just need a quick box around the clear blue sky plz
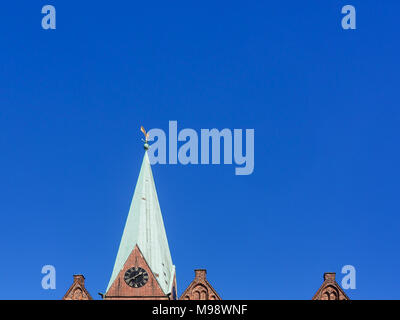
[0,1,399,299]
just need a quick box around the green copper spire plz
[106,149,175,295]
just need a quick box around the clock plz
[124,267,149,288]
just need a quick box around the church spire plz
[105,132,176,299]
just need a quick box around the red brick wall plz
[104,245,169,300]
[180,269,221,300]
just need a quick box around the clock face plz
[124,267,149,288]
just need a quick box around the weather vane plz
[140,126,150,150]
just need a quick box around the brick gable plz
[62,275,93,300]
[180,269,221,300]
[105,244,176,300]
[312,272,350,300]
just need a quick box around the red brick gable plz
[312,272,350,300]
[180,269,221,300]
[62,275,93,300]
[104,244,176,300]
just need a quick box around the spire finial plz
[140,126,150,150]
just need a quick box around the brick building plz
[63,145,349,301]
[312,272,350,300]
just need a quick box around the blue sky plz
[0,1,399,299]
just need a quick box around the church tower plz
[104,143,177,300]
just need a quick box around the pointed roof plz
[63,275,93,300]
[180,269,221,300]
[312,272,350,300]
[106,151,175,295]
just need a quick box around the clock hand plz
[127,272,143,282]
